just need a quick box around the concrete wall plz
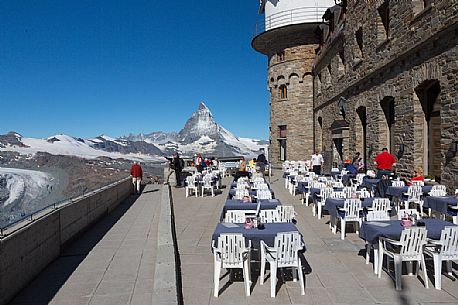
[0,177,132,305]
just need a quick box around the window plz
[377,0,390,44]
[279,85,287,99]
[279,125,287,138]
[355,27,363,58]
[277,51,285,61]
[412,0,433,16]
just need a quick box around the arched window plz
[279,85,287,99]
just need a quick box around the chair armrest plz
[380,236,403,246]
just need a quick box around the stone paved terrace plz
[7,185,161,305]
[6,172,458,305]
[175,171,458,305]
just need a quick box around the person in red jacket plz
[374,148,396,178]
[130,161,143,194]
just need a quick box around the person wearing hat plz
[130,161,143,194]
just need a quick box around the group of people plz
[238,150,268,173]
[194,153,218,173]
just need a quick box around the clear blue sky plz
[0,1,269,140]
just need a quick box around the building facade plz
[312,0,457,190]
[252,0,335,167]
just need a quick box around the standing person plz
[164,156,175,185]
[310,150,324,175]
[195,153,203,173]
[130,161,143,194]
[374,147,396,178]
[256,149,267,173]
[172,153,184,187]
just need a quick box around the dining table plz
[220,199,281,221]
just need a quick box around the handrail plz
[0,176,131,237]
[253,6,329,37]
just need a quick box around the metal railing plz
[0,176,130,237]
[253,6,329,37]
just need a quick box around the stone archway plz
[379,96,395,153]
[413,79,441,177]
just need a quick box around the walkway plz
[8,185,161,305]
[173,171,458,305]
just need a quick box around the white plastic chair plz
[276,205,295,222]
[202,175,215,197]
[358,189,372,199]
[397,208,421,220]
[366,210,390,221]
[343,186,357,199]
[213,234,251,297]
[224,210,247,223]
[257,189,272,200]
[314,187,333,219]
[392,180,405,187]
[412,180,425,186]
[404,185,424,214]
[235,189,250,200]
[260,232,305,297]
[424,226,458,290]
[371,198,391,215]
[337,199,362,240]
[330,191,346,199]
[185,175,199,197]
[378,227,429,290]
[259,209,278,223]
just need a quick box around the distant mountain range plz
[0,102,267,161]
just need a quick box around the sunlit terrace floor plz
[175,170,458,305]
[7,172,458,305]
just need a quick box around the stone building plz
[252,0,335,167]
[312,0,458,190]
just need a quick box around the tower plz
[252,0,334,167]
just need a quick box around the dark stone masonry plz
[253,0,457,191]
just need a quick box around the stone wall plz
[0,177,132,305]
[268,44,316,167]
[312,0,458,190]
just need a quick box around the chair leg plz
[260,258,266,285]
[378,245,384,278]
[446,260,452,276]
[394,255,402,290]
[433,254,442,289]
[214,261,221,297]
[421,255,429,289]
[202,187,204,197]
[312,203,316,216]
[318,204,322,219]
[341,219,346,240]
[298,260,305,295]
[366,243,370,264]
[292,267,298,282]
[243,260,251,296]
[305,193,310,206]
[270,263,277,298]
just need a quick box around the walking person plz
[310,150,324,175]
[130,161,143,194]
[173,153,184,187]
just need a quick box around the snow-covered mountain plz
[124,102,267,157]
[0,102,266,160]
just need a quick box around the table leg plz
[407,261,413,276]
[373,245,379,275]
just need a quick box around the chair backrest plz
[253,182,269,190]
[372,198,390,212]
[235,189,250,200]
[407,185,423,200]
[358,189,372,199]
[412,180,425,186]
[318,176,328,183]
[333,181,344,188]
[274,232,302,267]
[276,205,295,222]
[356,173,365,185]
[343,186,357,198]
[391,180,405,187]
[366,210,390,221]
[236,182,249,190]
[259,209,278,223]
[344,199,362,220]
[217,233,247,268]
[331,191,346,199]
[186,175,195,186]
[397,208,420,220]
[429,189,447,197]
[203,175,213,187]
[431,184,446,192]
[224,210,246,223]
[399,227,427,257]
[439,226,458,258]
[257,189,272,200]
[320,187,334,202]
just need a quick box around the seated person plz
[405,169,424,186]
